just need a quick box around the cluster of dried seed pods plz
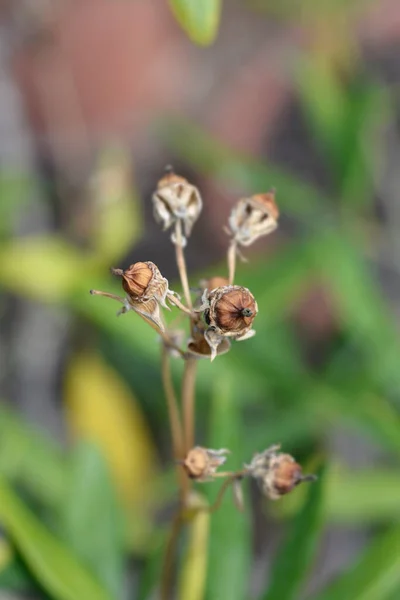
[90,168,316,511]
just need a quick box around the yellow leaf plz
[178,492,209,600]
[64,353,158,547]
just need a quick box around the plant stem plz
[160,510,184,600]
[161,347,184,459]
[168,293,194,317]
[227,241,237,285]
[182,357,198,452]
[174,220,192,310]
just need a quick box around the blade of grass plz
[261,464,325,600]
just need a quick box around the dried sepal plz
[152,170,202,244]
[246,445,316,500]
[187,317,231,361]
[183,446,230,482]
[232,477,245,512]
[228,190,279,247]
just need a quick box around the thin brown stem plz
[89,289,125,303]
[182,357,198,452]
[161,347,184,459]
[160,510,184,600]
[168,293,194,317]
[227,240,237,285]
[209,471,247,513]
[174,220,192,310]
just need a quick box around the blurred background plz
[1,0,400,599]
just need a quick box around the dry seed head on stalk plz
[228,190,279,247]
[246,445,316,500]
[205,285,258,337]
[199,275,229,292]
[152,170,202,245]
[111,261,169,307]
[182,446,230,482]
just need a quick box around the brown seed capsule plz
[152,170,202,242]
[112,261,169,307]
[246,445,316,501]
[228,189,279,247]
[183,446,230,482]
[207,285,258,337]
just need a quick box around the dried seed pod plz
[183,446,230,482]
[206,285,258,337]
[228,190,279,247]
[246,445,316,500]
[152,170,202,243]
[112,261,169,307]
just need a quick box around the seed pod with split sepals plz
[246,445,316,500]
[182,446,230,482]
[228,189,279,247]
[205,285,258,338]
[152,170,202,245]
[111,261,169,307]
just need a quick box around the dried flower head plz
[111,261,169,307]
[183,446,230,482]
[152,170,202,244]
[228,190,279,247]
[246,445,316,500]
[205,285,258,337]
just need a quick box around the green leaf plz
[169,0,222,45]
[0,475,112,600]
[90,146,143,264]
[0,406,67,509]
[60,442,125,598]
[312,526,400,600]
[205,379,251,600]
[262,464,325,600]
[277,465,400,525]
[0,236,91,302]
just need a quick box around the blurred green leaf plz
[262,465,325,600]
[169,0,222,45]
[0,475,112,600]
[312,233,400,391]
[312,526,400,600]
[60,441,125,598]
[277,465,400,525]
[0,236,93,301]
[90,146,143,264]
[205,379,251,600]
[0,172,32,238]
[0,406,67,509]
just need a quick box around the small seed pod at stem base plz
[181,446,230,482]
[246,445,317,500]
[187,315,231,361]
[152,171,202,245]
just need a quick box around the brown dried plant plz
[90,170,315,599]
